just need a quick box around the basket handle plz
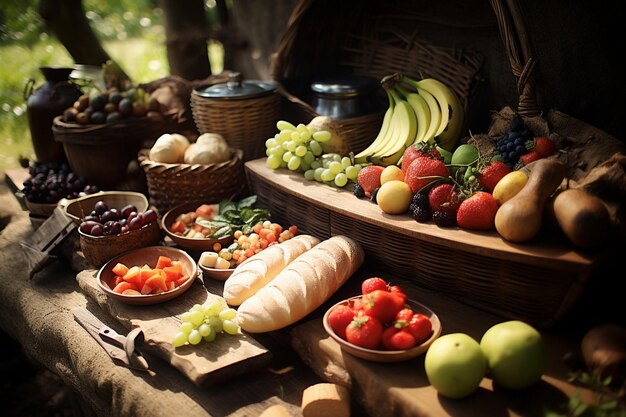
[490,0,540,117]
[270,0,314,81]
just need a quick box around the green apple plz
[480,320,545,390]
[424,333,487,399]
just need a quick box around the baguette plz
[237,235,364,333]
[223,234,321,306]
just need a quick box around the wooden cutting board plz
[76,269,272,386]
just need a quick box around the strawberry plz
[389,285,407,305]
[456,191,498,230]
[395,307,415,325]
[400,143,442,174]
[407,313,433,345]
[404,157,449,194]
[357,165,385,194]
[327,304,356,340]
[428,183,460,213]
[345,315,383,349]
[519,150,541,165]
[362,289,406,323]
[478,161,511,192]
[382,326,416,350]
[361,277,388,295]
[533,137,558,157]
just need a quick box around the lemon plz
[492,171,529,205]
[377,180,413,214]
[380,165,404,185]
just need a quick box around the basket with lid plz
[191,72,280,162]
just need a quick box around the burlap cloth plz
[0,180,309,417]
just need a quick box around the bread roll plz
[223,235,321,306]
[237,235,364,333]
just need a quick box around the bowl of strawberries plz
[323,278,442,362]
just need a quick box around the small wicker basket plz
[53,116,159,189]
[138,148,246,215]
[190,72,281,162]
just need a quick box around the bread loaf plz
[223,235,321,306]
[301,383,351,417]
[237,235,364,333]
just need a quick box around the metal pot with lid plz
[190,72,281,161]
[309,75,386,120]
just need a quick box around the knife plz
[72,307,150,372]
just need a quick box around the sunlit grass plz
[0,37,223,172]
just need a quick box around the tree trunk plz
[159,0,211,81]
[38,0,111,66]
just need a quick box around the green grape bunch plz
[265,120,364,188]
[171,299,240,347]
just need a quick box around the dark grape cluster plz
[493,114,533,169]
[79,200,157,237]
[22,161,99,203]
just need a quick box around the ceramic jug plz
[25,66,82,163]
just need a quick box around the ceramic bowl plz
[62,191,149,225]
[161,201,234,252]
[323,296,442,362]
[97,246,198,305]
[198,263,235,281]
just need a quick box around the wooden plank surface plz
[76,268,273,387]
[290,270,596,417]
[244,158,602,271]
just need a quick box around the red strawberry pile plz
[352,114,560,232]
[327,278,433,351]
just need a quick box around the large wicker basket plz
[245,0,621,328]
[271,0,488,153]
[138,148,246,215]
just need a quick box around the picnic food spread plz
[6,2,626,416]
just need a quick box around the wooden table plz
[0,169,612,417]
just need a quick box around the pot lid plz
[193,72,277,99]
[311,75,380,98]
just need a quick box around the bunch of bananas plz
[355,74,464,166]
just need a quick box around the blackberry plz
[432,210,457,227]
[353,184,365,199]
[411,192,429,209]
[412,206,431,223]
[370,187,380,204]
[509,113,525,131]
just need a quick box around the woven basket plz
[271,0,486,152]
[53,115,162,189]
[243,0,615,328]
[138,148,246,215]
[190,84,281,162]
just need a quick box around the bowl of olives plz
[77,197,162,268]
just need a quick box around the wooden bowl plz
[323,296,442,362]
[97,246,198,305]
[161,201,234,252]
[198,263,235,281]
[79,220,163,268]
[62,191,149,225]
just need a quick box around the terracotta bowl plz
[323,296,442,362]
[62,191,149,225]
[79,220,162,268]
[161,201,234,252]
[97,246,198,305]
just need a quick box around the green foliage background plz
[0,0,222,171]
